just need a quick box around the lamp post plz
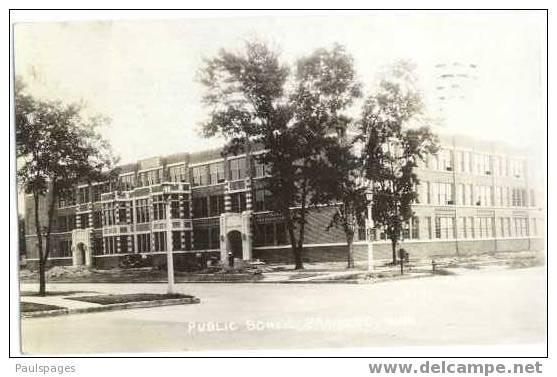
[164,188,175,294]
[365,188,374,272]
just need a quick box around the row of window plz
[102,231,192,254]
[418,182,535,207]
[427,149,525,178]
[421,216,537,240]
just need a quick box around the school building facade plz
[23,132,545,269]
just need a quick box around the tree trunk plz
[391,239,397,265]
[38,258,46,295]
[285,215,304,270]
[346,233,355,269]
[33,193,46,296]
[293,245,304,270]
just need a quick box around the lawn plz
[20,302,66,313]
[65,293,193,305]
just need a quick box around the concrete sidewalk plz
[20,290,201,318]
[21,292,103,310]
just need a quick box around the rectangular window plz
[209,162,225,184]
[153,232,167,251]
[439,149,454,171]
[456,184,464,205]
[193,197,208,218]
[230,192,246,213]
[229,158,246,181]
[477,217,494,238]
[411,217,419,239]
[435,182,454,205]
[119,174,136,190]
[168,164,186,183]
[501,157,508,176]
[435,217,454,239]
[514,217,528,237]
[209,227,220,249]
[255,189,272,211]
[457,217,466,238]
[209,195,224,217]
[191,166,209,187]
[276,223,288,245]
[137,233,151,253]
[152,195,166,221]
[135,199,150,223]
[194,228,209,250]
[120,236,129,254]
[254,158,267,177]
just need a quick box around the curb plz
[21,297,200,319]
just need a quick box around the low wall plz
[253,237,544,264]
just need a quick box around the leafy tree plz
[318,141,367,268]
[199,42,360,269]
[15,77,115,295]
[359,61,438,265]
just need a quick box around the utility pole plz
[165,192,175,294]
[366,187,374,272]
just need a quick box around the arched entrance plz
[227,231,243,259]
[76,243,86,265]
[72,228,92,267]
[219,211,253,263]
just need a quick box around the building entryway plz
[72,228,92,267]
[76,243,86,265]
[219,211,253,263]
[228,230,243,259]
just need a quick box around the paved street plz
[19,267,546,354]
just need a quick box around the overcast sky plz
[14,12,546,164]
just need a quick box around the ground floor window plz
[254,222,288,246]
[104,236,118,254]
[435,216,455,239]
[137,233,151,253]
[477,217,493,238]
[514,217,528,237]
[153,232,167,251]
[500,217,511,237]
[54,239,72,258]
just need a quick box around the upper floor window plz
[475,153,491,175]
[510,159,524,178]
[254,158,268,178]
[191,166,209,187]
[229,158,246,181]
[78,187,90,204]
[456,150,472,173]
[168,164,187,183]
[255,189,272,211]
[438,149,453,171]
[135,199,150,223]
[119,174,136,190]
[209,162,225,184]
[58,189,76,208]
[432,182,454,205]
[138,169,163,187]
[474,185,492,206]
